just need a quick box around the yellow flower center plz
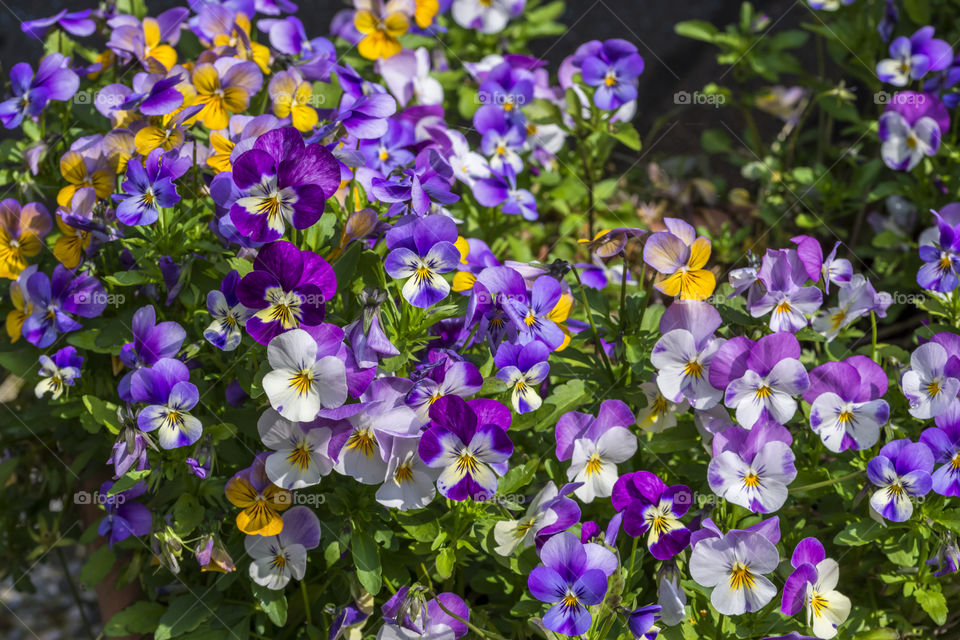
[729,563,756,591]
[684,360,703,378]
[743,472,760,487]
[456,450,480,475]
[346,428,377,457]
[584,452,603,476]
[928,380,942,397]
[288,369,314,397]
[755,385,772,399]
[287,443,312,471]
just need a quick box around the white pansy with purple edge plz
[748,248,823,333]
[811,274,883,341]
[900,341,960,419]
[262,328,348,422]
[867,439,934,522]
[920,405,960,497]
[384,215,461,308]
[804,356,889,453]
[689,528,779,615]
[245,506,321,590]
[375,433,437,511]
[332,399,421,485]
[651,300,726,410]
[494,340,550,414]
[452,0,522,35]
[710,332,809,429]
[708,423,797,514]
[782,538,851,639]
[493,482,580,556]
[257,409,334,490]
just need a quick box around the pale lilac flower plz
[867,439,934,522]
[708,423,797,513]
[804,356,889,452]
[900,341,960,419]
[651,300,726,410]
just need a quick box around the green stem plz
[870,311,878,363]
[301,580,313,626]
[790,469,862,494]
[617,255,629,336]
[570,265,615,380]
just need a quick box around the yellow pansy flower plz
[224,475,291,536]
[57,151,114,208]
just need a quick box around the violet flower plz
[749,248,823,332]
[203,270,252,351]
[527,531,617,636]
[918,210,960,292]
[580,39,644,110]
[708,423,797,514]
[710,332,809,429]
[418,395,513,501]
[876,27,953,87]
[22,10,95,39]
[0,54,79,129]
[867,439,934,522]
[35,346,82,400]
[651,300,726,410]
[900,341,960,419]
[878,91,948,171]
[803,356,889,452]
[612,470,692,560]
[114,147,189,226]
[230,127,340,242]
[493,481,580,555]
[384,215,461,308]
[97,480,152,548]
[22,264,107,348]
[118,305,186,401]
[781,538,851,639]
[236,240,337,344]
[130,358,203,449]
[920,409,960,497]
[494,340,550,414]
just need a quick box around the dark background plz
[0,0,800,155]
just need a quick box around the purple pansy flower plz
[114,148,189,226]
[504,275,565,350]
[312,90,397,140]
[920,406,960,497]
[130,358,203,449]
[371,167,460,217]
[710,332,809,429]
[97,480,152,548]
[612,471,692,560]
[22,264,107,348]
[803,356,889,452]
[0,54,79,129]
[580,39,644,110]
[472,166,538,220]
[384,215,461,308]
[405,355,483,418]
[345,289,400,368]
[229,127,340,242]
[22,10,95,39]
[493,482,581,555]
[918,210,960,293]
[689,523,779,615]
[118,305,186,401]
[380,587,470,639]
[527,531,617,636]
[107,430,149,479]
[748,248,823,332]
[418,395,513,501]
[900,341,960,419]
[35,345,83,400]
[236,240,336,344]
[627,605,662,640]
[781,538,851,639]
[876,27,953,86]
[494,340,550,414]
[359,118,414,174]
[204,270,253,351]
[878,91,948,171]
[867,439,934,522]
[651,300,726,409]
[708,423,797,514]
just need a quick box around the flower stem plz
[301,580,312,626]
[570,265,615,380]
[870,311,878,362]
[790,469,862,494]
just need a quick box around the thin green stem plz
[570,265,615,380]
[790,469,862,494]
[301,580,313,626]
[870,311,878,362]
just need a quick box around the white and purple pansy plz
[203,270,252,351]
[920,406,960,497]
[877,91,949,171]
[375,433,438,511]
[503,274,566,350]
[384,214,461,308]
[900,340,960,419]
[494,340,550,414]
[493,481,580,556]
[262,327,348,422]
[781,538,851,639]
[651,300,726,410]
[229,126,340,242]
[418,396,513,501]
[257,409,334,490]
[747,248,823,333]
[612,470,692,560]
[405,356,483,419]
[245,506,321,590]
[804,356,890,452]
[867,439,934,522]
[710,332,810,429]
[708,423,797,514]
[130,357,202,449]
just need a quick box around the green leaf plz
[913,585,947,625]
[226,257,254,277]
[107,469,151,495]
[104,270,151,286]
[436,547,456,579]
[608,122,641,151]
[156,593,219,640]
[853,630,899,640]
[833,520,885,546]
[105,601,165,637]
[80,545,115,587]
[251,583,287,626]
[351,531,382,595]
[173,494,204,536]
[902,0,931,25]
[674,20,719,43]
[498,457,540,495]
